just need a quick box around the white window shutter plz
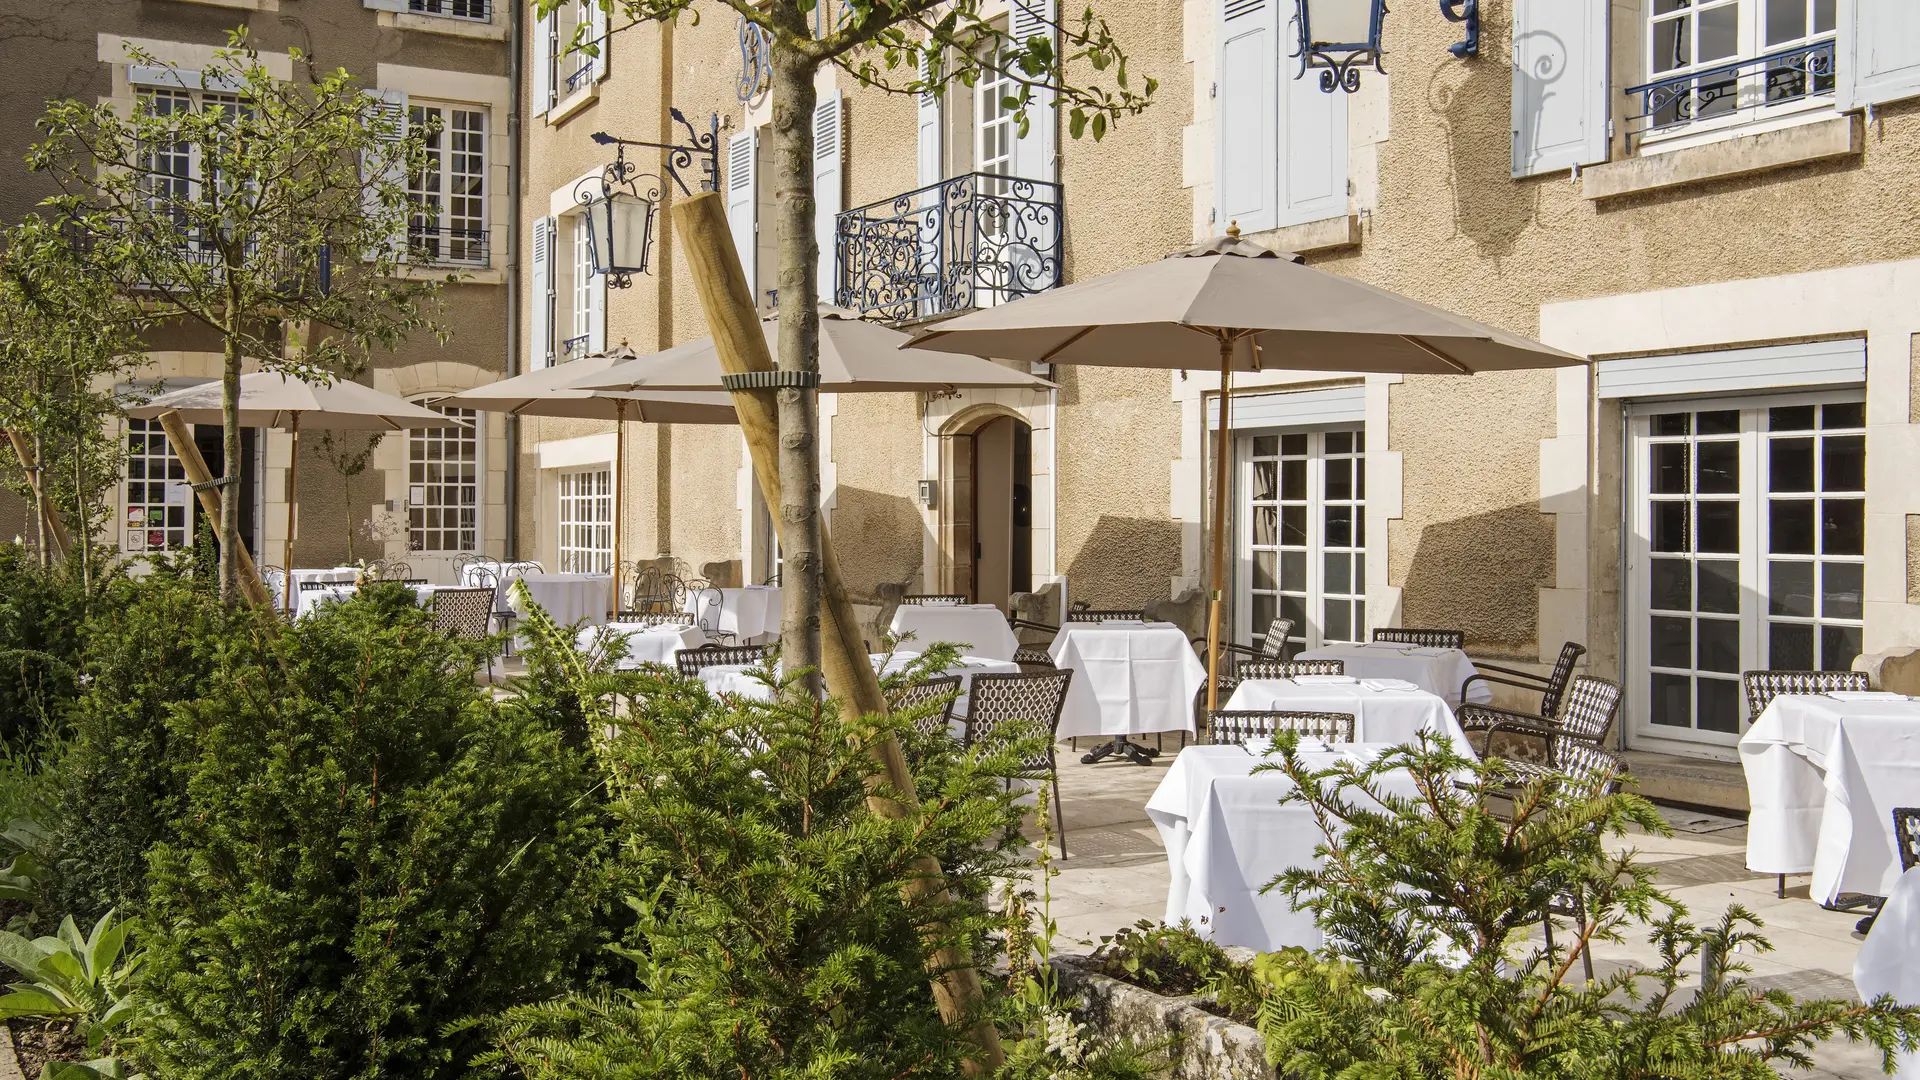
[1839,0,1920,110]
[726,130,759,307]
[1214,0,1278,233]
[361,89,409,262]
[1510,0,1609,177]
[917,51,942,189]
[590,1,611,82]
[530,216,555,369]
[1278,65,1347,226]
[813,90,844,307]
[1010,0,1058,185]
[587,268,607,353]
[533,12,557,115]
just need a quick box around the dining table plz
[1295,642,1491,707]
[1742,691,1920,905]
[1048,621,1208,744]
[295,582,437,619]
[888,603,1021,661]
[1856,864,1920,1079]
[504,573,611,628]
[580,621,708,668]
[684,585,783,642]
[1223,675,1476,755]
[698,652,1021,738]
[1146,743,1426,950]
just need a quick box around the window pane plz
[1324,599,1351,642]
[1698,559,1739,614]
[1822,435,1864,492]
[1697,501,1738,553]
[1814,0,1835,32]
[1770,500,1815,554]
[1281,592,1307,630]
[1651,412,1690,437]
[1354,553,1365,593]
[1697,410,1739,435]
[1821,499,1863,556]
[1253,550,1276,590]
[1253,507,1276,545]
[1251,593,1276,636]
[1822,561,1862,620]
[1281,458,1306,500]
[1653,18,1687,72]
[1698,677,1741,733]
[1281,433,1307,456]
[1252,435,1277,457]
[1253,461,1277,500]
[1281,550,1306,589]
[1652,443,1690,494]
[1822,401,1864,429]
[1770,404,1817,431]
[1652,502,1690,553]
[1324,505,1352,547]
[1325,552,1350,594]
[1769,560,1815,617]
[1325,431,1352,454]
[1697,617,1739,673]
[1820,624,1862,671]
[1770,438,1815,492]
[1696,441,1738,493]
[1650,558,1691,610]
[1766,0,1805,45]
[1652,672,1692,726]
[1650,615,1692,669]
[1325,458,1352,500]
[1770,622,1814,670]
[1281,506,1307,545]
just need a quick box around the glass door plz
[1236,427,1366,657]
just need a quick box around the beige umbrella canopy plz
[571,306,1054,394]
[898,227,1587,757]
[126,372,468,610]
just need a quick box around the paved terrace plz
[1045,744,1891,1080]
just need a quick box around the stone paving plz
[1041,741,1896,1079]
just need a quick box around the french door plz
[1627,390,1865,749]
[1235,428,1367,658]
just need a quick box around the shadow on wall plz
[1429,2,1538,261]
[1398,500,1554,656]
[829,485,928,603]
[1064,513,1182,612]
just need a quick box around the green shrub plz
[0,545,93,754]
[125,587,608,1080]
[0,908,141,1066]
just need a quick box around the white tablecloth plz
[1049,622,1206,739]
[1296,643,1490,706]
[700,652,1019,737]
[1742,693,1920,903]
[1857,866,1920,1079]
[685,586,782,641]
[1223,678,1477,756]
[291,567,361,589]
[296,582,436,619]
[581,622,707,668]
[508,573,610,628]
[1147,744,1424,950]
[888,604,1021,661]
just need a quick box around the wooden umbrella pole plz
[674,191,1004,1074]
[156,410,273,608]
[612,400,627,618]
[1205,336,1234,712]
[281,413,301,613]
[5,429,73,562]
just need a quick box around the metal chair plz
[1461,641,1586,717]
[1898,808,1920,874]
[1373,627,1465,650]
[612,611,696,627]
[297,580,334,593]
[623,562,670,613]
[371,559,413,582]
[1065,609,1147,622]
[1510,740,1626,983]
[1742,669,1871,717]
[399,579,429,587]
[1207,709,1355,747]
[1460,675,1622,764]
[689,584,735,644]
[893,674,964,739]
[1235,658,1345,682]
[903,594,970,605]
[965,669,1074,858]
[431,586,500,678]
[675,643,769,677]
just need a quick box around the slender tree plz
[541,0,1154,677]
[28,30,449,602]
[311,429,386,562]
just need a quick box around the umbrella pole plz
[612,400,627,618]
[282,414,300,613]
[1206,336,1234,714]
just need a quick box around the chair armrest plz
[1467,660,1553,683]
[1190,638,1258,659]
[1456,703,1554,735]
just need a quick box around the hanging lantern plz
[1293,0,1387,92]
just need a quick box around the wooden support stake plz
[156,409,273,608]
[674,191,1005,1074]
[5,429,73,562]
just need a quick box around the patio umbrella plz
[126,371,467,611]
[570,305,1055,394]
[433,348,740,616]
[900,225,1587,727]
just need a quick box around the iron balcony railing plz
[562,334,590,360]
[1624,38,1835,148]
[407,224,490,267]
[409,0,490,19]
[833,172,1063,323]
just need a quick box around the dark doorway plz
[192,424,258,558]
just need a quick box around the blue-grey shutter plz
[1839,0,1920,110]
[727,130,759,308]
[1510,0,1609,177]
[1215,0,1278,233]
[813,90,844,307]
[361,90,409,262]
[1278,65,1346,225]
[917,52,942,189]
[530,216,555,369]
[1010,0,1058,185]
[590,0,611,82]
[532,11,557,115]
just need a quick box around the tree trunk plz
[219,284,243,604]
[769,41,823,693]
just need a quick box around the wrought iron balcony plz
[833,172,1063,324]
[562,334,590,361]
[407,224,490,267]
[1625,39,1834,148]
[408,0,490,19]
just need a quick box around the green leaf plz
[1091,113,1107,141]
[0,988,73,1019]
[1069,109,1088,140]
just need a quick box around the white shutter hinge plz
[1211,82,1217,99]
[1570,163,1580,183]
[1209,208,1217,223]
[1607,118,1615,138]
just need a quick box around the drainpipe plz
[504,0,523,559]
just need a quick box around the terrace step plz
[1621,749,1748,815]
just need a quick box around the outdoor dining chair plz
[903,594,970,604]
[1461,641,1586,720]
[964,670,1073,858]
[1372,627,1465,650]
[430,586,500,679]
[1519,739,1626,983]
[1206,709,1355,747]
[1742,669,1870,717]
[1234,658,1345,682]
[675,643,769,677]
[892,674,963,740]
[1857,807,1920,936]
[371,559,413,581]
[611,611,696,626]
[1065,609,1147,622]
[296,580,333,593]
[689,584,735,644]
[1198,617,1298,700]
[1459,675,1621,765]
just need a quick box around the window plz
[557,1,597,96]
[1239,428,1366,657]
[135,87,243,262]
[408,405,478,552]
[123,418,191,553]
[566,215,599,360]
[408,104,488,266]
[1629,392,1864,745]
[409,0,490,19]
[556,466,613,574]
[975,50,1018,194]
[1635,0,1836,145]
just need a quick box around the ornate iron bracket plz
[1440,0,1478,59]
[1290,6,1387,94]
[589,110,721,198]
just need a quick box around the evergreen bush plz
[0,544,95,754]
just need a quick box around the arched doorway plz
[940,409,1032,611]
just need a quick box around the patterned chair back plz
[964,670,1073,771]
[1372,627,1465,650]
[1544,738,1625,794]
[1066,609,1148,623]
[1741,669,1871,718]
[903,594,970,605]
[675,643,769,677]
[894,675,963,738]
[1236,658,1344,681]
[297,580,334,593]
[1894,807,1920,873]
[1208,709,1355,746]
[614,611,696,627]
[1558,676,1623,743]
[431,587,495,639]
[1538,641,1589,718]
[1258,617,1296,659]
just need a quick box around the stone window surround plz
[379,65,513,281]
[536,432,618,573]
[916,389,1059,600]
[376,361,512,564]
